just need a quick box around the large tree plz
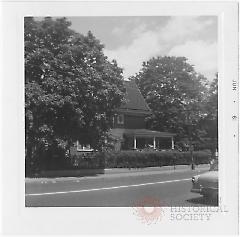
[25,17,125,170]
[132,56,208,144]
[198,74,218,154]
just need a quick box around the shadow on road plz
[186,196,218,206]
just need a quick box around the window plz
[76,141,93,151]
[117,114,124,125]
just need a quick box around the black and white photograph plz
[25,16,220,208]
[1,1,239,235]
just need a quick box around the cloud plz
[160,17,214,43]
[112,26,125,37]
[168,40,217,80]
[105,30,161,77]
[105,17,217,80]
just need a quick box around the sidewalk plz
[104,164,209,174]
[25,164,210,183]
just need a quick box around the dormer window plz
[117,114,124,125]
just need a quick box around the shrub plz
[42,150,211,170]
[69,152,105,169]
[103,150,211,168]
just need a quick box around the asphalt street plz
[25,166,217,207]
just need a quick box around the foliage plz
[26,150,210,176]
[198,74,218,154]
[69,150,211,169]
[131,56,215,145]
[25,17,125,173]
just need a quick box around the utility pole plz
[186,109,195,170]
[189,131,195,170]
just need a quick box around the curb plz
[25,164,210,182]
[104,164,209,174]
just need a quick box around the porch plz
[121,129,175,150]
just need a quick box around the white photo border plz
[1,1,239,235]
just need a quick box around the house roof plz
[117,80,151,115]
[123,129,175,138]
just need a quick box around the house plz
[109,80,175,151]
[71,80,175,153]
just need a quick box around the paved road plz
[25,166,217,207]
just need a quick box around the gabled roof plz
[117,80,151,115]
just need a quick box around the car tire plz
[203,194,211,199]
[203,193,218,203]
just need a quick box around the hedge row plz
[69,150,211,169]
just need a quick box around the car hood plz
[198,171,218,188]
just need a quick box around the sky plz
[68,16,217,81]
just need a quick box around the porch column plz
[153,136,156,149]
[171,136,174,150]
[133,136,137,149]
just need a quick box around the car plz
[191,161,218,200]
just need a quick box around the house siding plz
[124,114,146,129]
[112,113,146,129]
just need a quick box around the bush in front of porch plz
[70,150,211,169]
[104,150,210,168]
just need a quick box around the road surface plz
[25,166,218,207]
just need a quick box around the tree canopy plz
[132,56,216,147]
[25,17,125,169]
[198,74,218,152]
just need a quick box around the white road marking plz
[26,178,191,196]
